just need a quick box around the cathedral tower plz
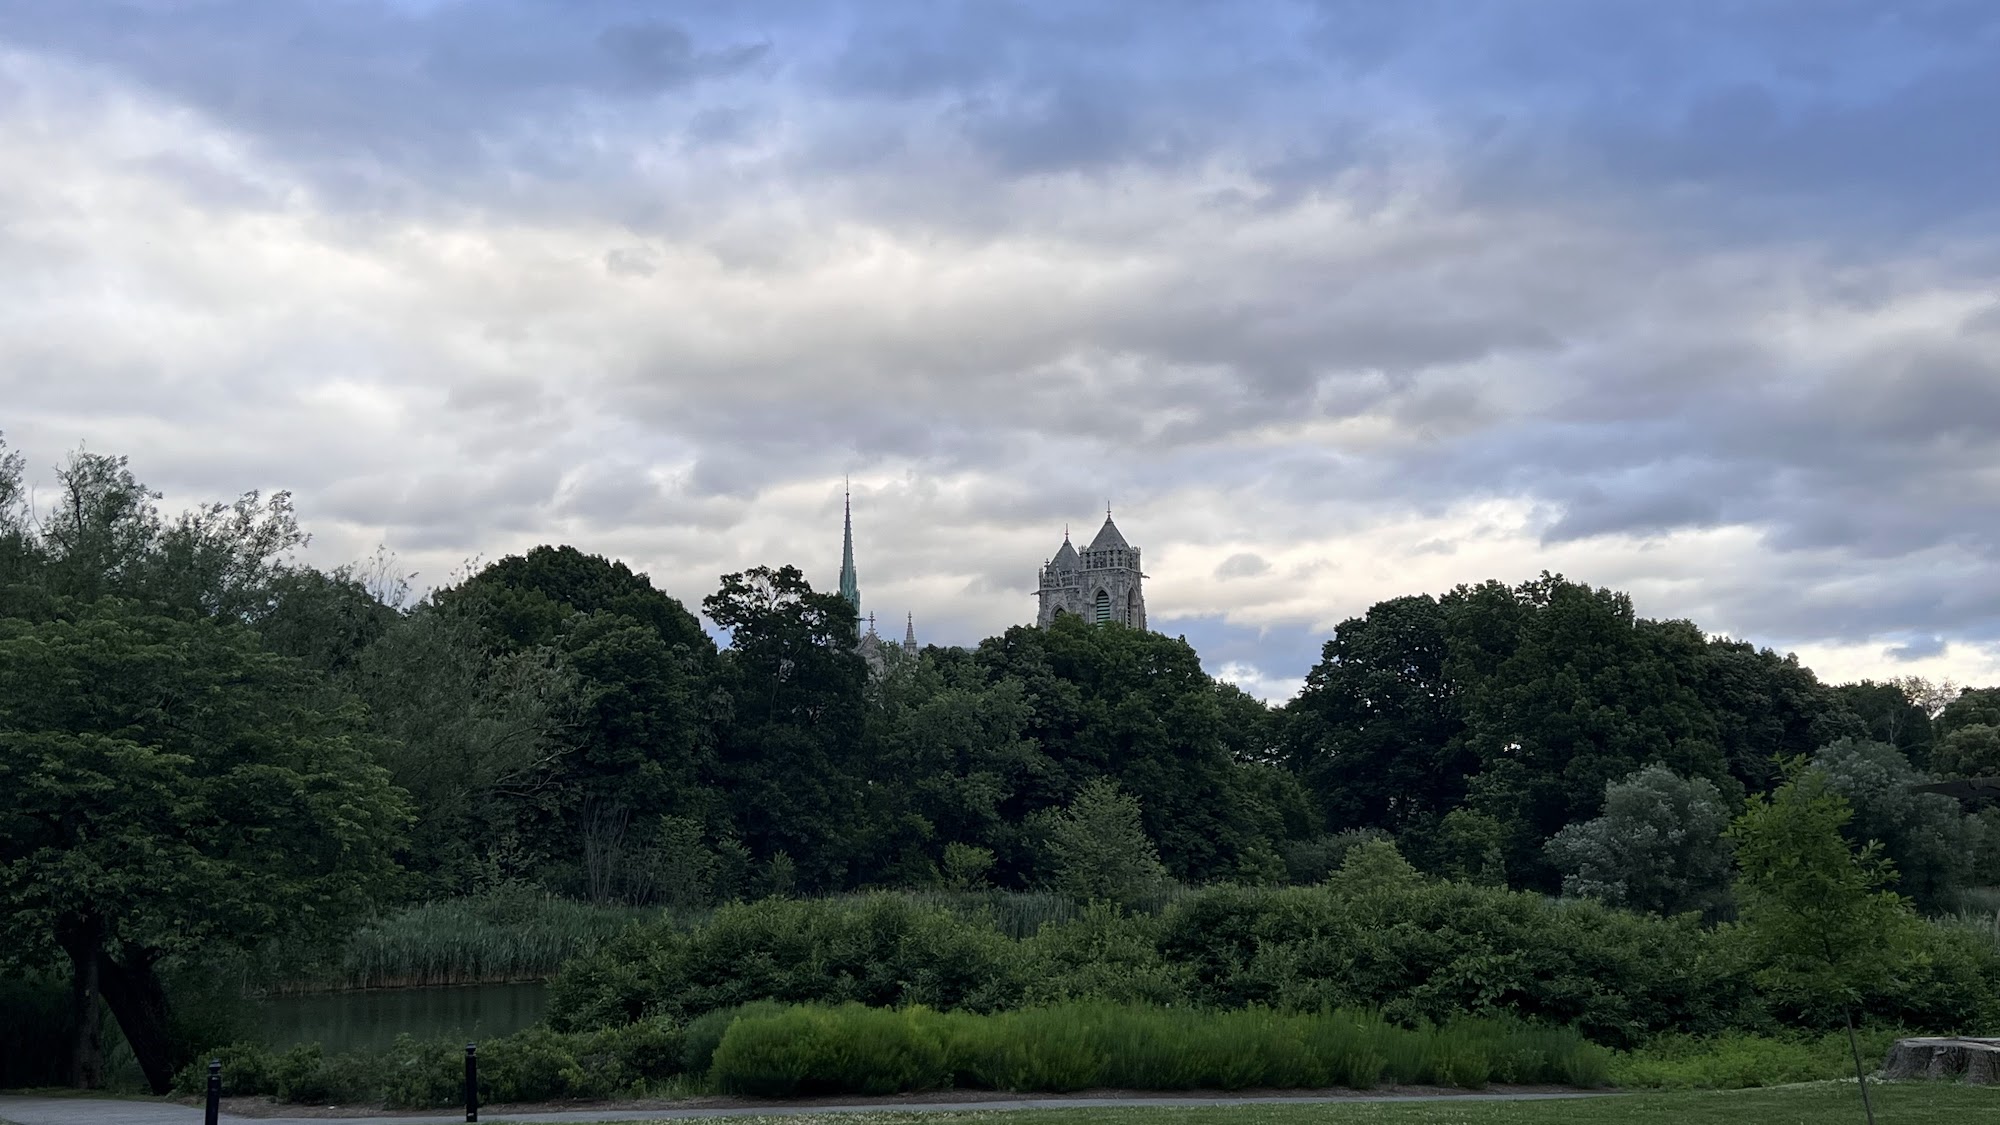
[1037,511,1146,629]
[838,483,860,639]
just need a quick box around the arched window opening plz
[1094,589,1112,623]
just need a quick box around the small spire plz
[866,611,877,636]
[1064,522,1070,541]
[904,612,916,650]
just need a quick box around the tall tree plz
[705,566,867,890]
[1282,594,1470,835]
[1728,762,1922,1125]
[0,600,408,1092]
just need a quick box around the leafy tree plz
[705,566,866,891]
[1448,576,1730,888]
[0,599,408,1092]
[1283,594,1470,834]
[1036,778,1170,906]
[1932,723,2000,780]
[1545,764,1734,917]
[349,605,575,894]
[1936,686,2000,738]
[1727,763,1923,1125]
[978,617,1280,882]
[1833,679,1934,764]
[1811,738,1976,913]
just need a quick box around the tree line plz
[3,442,1996,1090]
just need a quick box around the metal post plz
[203,1059,220,1125]
[464,1042,478,1123]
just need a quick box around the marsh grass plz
[273,894,657,991]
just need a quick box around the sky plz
[3,1,2000,702]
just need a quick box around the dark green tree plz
[1282,594,1470,835]
[705,566,867,890]
[0,600,408,1092]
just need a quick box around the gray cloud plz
[6,1,2000,694]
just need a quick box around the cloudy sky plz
[4,1,1999,701]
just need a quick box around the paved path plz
[0,1091,1610,1125]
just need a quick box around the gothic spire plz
[904,612,916,650]
[839,479,860,638]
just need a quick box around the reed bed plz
[708,1002,1611,1097]
[308,896,656,990]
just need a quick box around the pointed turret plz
[1051,531,1080,570]
[1087,512,1128,552]
[904,612,917,650]
[838,482,860,638]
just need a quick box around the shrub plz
[1609,1029,1905,1090]
[710,1004,949,1097]
[706,1002,1607,1097]
[680,1001,786,1079]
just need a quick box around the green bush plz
[171,1018,688,1108]
[1609,1029,1905,1090]
[549,894,1023,1029]
[680,1001,786,1079]
[546,882,2000,1050]
[706,1002,1608,1097]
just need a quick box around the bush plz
[706,1002,1609,1097]
[547,881,2000,1050]
[549,894,1024,1029]
[171,1019,688,1108]
[1610,1029,1905,1090]
[680,1001,786,1079]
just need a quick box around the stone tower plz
[1037,511,1146,629]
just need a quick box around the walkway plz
[0,1091,1610,1125]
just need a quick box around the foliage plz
[1932,722,2000,780]
[1608,1028,1905,1090]
[0,598,408,1091]
[707,1002,1610,1097]
[1546,765,1734,917]
[547,894,1024,1030]
[303,892,653,990]
[1036,778,1171,905]
[1809,738,1977,913]
[170,1020,687,1107]
[1725,763,1924,1028]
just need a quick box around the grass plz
[534,1082,1993,1124]
[273,894,657,990]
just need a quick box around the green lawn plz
[543,1083,1995,1125]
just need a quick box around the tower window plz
[1094,588,1111,623]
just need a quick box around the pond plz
[258,982,550,1054]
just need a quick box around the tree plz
[1727,762,1922,1125]
[1282,594,1472,835]
[349,604,575,894]
[705,566,867,891]
[1833,680,1934,765]
[1811,738,1975,913]
[1545,764,1734,917]
[0,599,408,1092]
[1037,778,1169,906]
[1933,723,2000,780]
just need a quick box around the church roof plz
[1087,515,1129,552]
[1051,537,1080,569]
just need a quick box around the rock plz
[1880,1037,2000,1084]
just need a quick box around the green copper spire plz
[838,480,860,637]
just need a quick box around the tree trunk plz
[1844,1007,1875,1125]
[1881,1036,2000,1085]
[55,917,105,1089]
[93,946,179,1095]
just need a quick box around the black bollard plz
[204,1058,221,1125]
[464,1042,478,1123]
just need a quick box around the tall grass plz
[281,895,656,991]
[708,1002,1611,1097]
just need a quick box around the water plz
[258,982,550,1054]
